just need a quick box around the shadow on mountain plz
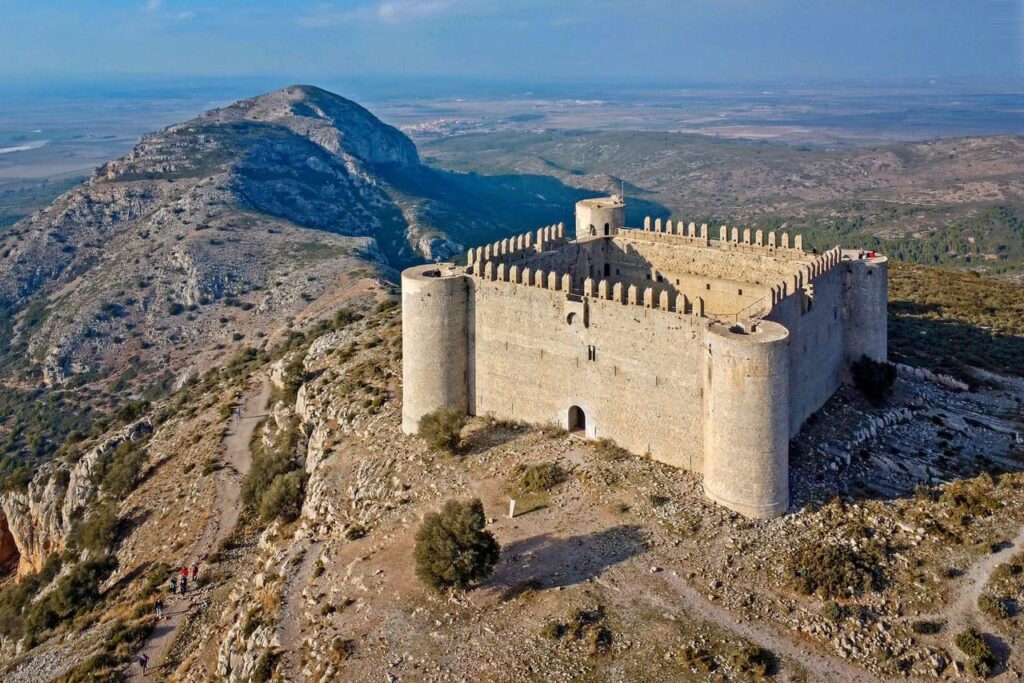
[491,524,647,596]
[888,308,1024,380]
[379,164,670,269]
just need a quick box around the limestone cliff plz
[0,419,152,578]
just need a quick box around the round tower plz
[703,320,790,519]
[401,264,469,435]
[575,196,625,239]
[842,253,888,364]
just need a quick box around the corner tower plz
[400,263,469,434]
[842,253,888,363]
[703,320,791,519]
[575,195,625,239]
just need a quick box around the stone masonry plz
[401,197,888,518]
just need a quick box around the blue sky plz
[0,0,1020,86]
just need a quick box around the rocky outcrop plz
[215,524,286,682]
[0,418,152,578]
[894,362,970,392]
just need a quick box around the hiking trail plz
[133,375,271,679]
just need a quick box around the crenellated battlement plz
[634,216,814,257]
[466,222,569,272]
[474,257,711,320]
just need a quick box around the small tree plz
[955,627,996,678]
[414,498,499,591]
[259,470,308,524]
[418,407,466,453]
[851,354,897,406]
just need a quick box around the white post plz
[508,499,517,519]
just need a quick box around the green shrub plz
[955,627,995,678]
[242,419,301,520]
[851,354,897,405]
[103,618,153,650]
[541,621,565,640]
[252,650,280,683]
[911,620,943,635]
[978,594,1014,619]
[593,438,628,461]
[25,554,117,638]
[258,470,308,524]
[418,407,466,453]
[97,441,148,498]
[242,608,262,639]
[514,462,565,494]
[587,625,613,655]
[0,576,37,640]
[731,644,776,678]
[280,353,308,403]
[786,541,885,598]
[201,457,223,476]
[681,646,717,673]
[69,500,120,554]
[414,498,499,591]
[332,308,363,329]
[821,601,848,622]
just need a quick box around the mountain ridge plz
[0,86,463,394]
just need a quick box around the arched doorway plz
[568,405,586,433]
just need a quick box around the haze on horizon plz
[0,0,1021,88]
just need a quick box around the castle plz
[400,197,887,518]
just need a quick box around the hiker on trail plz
[169,576,177,594]
[180,575,188,594]
[191,562,199,582]
[139,653,149,675]
[155,599,164,620]
[180,566,189,580]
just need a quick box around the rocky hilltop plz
[0,86,588,392]
[0,283,1022,681]
[3,86,1022,682]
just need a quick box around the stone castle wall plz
[468,276,707,471]
[401,198,888,519]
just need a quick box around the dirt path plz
[658,572,884,682]
[276,539,323,673]
[133,375,271,680]
[918,525,1024,678]
[943,527,1024,633]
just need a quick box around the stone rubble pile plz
[894,363,969,392]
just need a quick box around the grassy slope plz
[889,262,1024,379]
